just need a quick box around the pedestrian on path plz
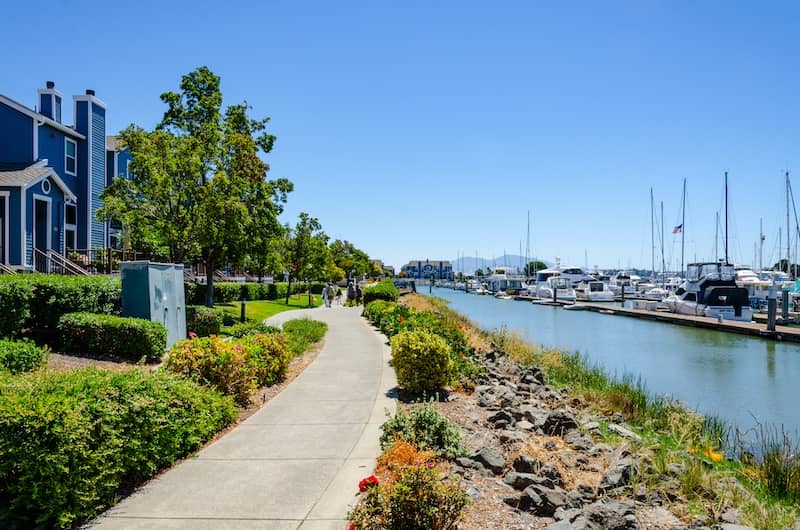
[355,284,362,305]
[322,284,330,307]
[335,286,343,306]
[347,282,355,306]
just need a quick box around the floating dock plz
[577,303,800,343]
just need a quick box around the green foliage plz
[0,339,48,374]
[0,280,33,338]
[348,464,469,530]
[165,332,292,405]
[284,213,330,303]
[282,318,328,357]
[391,330,451,394]
[329,239,374,279]
[380,402,467,459]
[59,312,166,362]
[186,305,223,337]
[363,281,399,305]
[0,368,236,529]
[184,282,325,305]
[0,275,121,343]
[227,321,280,338]
[756,424,800,503]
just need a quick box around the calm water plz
[429,287,800,434]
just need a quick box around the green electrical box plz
[121,261,186,349]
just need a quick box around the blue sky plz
[3,1,799,271]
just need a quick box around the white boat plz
[486,266,526,295]
[558,266,595,287]
[535,274,577,302]
[641,286,669,301]
[608,271,639,297]
[735,267,771,302]
[664,262,753,322]
[575,280,615,302]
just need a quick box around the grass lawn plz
[217,295,323,326]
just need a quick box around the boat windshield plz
[536,271,557,282]
[589,282,604,292]
[550,277,570,289]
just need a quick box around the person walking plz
[322,284,330,308]
[347,281,356,306]
[335,286,343,306]
[355,284,363,305]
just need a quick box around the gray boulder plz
[471,447,506,475]
[543,409,579,435]
[520,484,568,516]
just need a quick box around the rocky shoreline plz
[432,348,768,530]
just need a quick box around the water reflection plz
[430,287,800,433]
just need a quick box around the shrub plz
[363,281,399,305]
[391,330,451,394]
[348,462,469,530]
[186,306,223,337]
[0,368,236,529]
[227,321,280,338]
[165,336,257,406]
[238,333,292,386]
[59,313,166,362]
[0,274,121,343]
[0,281,33,338]
[282,318,328,356]
[380,402,466,459]
[0,339,48,374]
[363,300,396,326]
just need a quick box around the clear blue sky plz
[3,0,799,271]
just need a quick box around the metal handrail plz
[49,250,90,276]
[0,262,16,274]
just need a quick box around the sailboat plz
[664,173,753,322]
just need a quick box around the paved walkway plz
[92,306,395,529]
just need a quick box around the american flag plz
[673,224,683,234]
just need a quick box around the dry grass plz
[377,438,437,476]
[515,435,606,490]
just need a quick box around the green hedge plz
[363,281,399,305]
[0,275,121,343]
[184,281,326,305]
[186,306,223,337]
[0,339,48,374]
[59,313,166,362]
[0,368,237,529]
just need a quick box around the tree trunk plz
[307,281,312,307]
[286,276,292,305]
[206,260,215,307]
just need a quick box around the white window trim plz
[0,191,9,265]
[65,138,77,176]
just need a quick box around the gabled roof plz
[0,160,77,201]
[0,94,86,140]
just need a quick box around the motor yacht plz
[575,280,615,302]
[536,274,577,302]
[664,262,752,321]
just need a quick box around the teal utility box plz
[121,261,186,349]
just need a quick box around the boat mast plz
[650,188,655,278]
[788,171,791,275]
[759,218,764,271]
[525,211,530,278]
[661,201,666,284]
[681,178,686,276]
[715,211,719,262]
[724,171,729,264]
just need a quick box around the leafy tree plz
[285,213,329,305]
[329,240,372,278]
[474,269,484,278]
[100,67,290,306]
[524,261,548,276]
[773,259,800,277]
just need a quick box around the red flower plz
[358,474,379,492]
[398,316,405,323]
[188,331,198,338]
[348,524,356,530]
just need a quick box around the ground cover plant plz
[380,401,467,459]
[0,368,236,529]
[281,318,328,356]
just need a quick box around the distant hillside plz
[451,255,552,274]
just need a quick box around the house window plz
[65,204,77,251]
[55,97,62,123]
[65,138,77,175]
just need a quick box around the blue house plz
[0,81,107,270]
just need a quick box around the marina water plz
[430,287,800,436]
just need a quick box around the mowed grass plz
[218,295,323,326]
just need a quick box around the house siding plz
[0,104,33,163]
[89,103,106,248]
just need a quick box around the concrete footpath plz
[91,306,396,530]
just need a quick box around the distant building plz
[0,82,108,269]
[400,259,453,280]
[371,259,395,277]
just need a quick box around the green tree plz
[329,240,372,278]
[285,213,329,306]
[100,67,291,306]
[474,269,484,278]
[524,261,548,276]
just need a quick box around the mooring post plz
[782,289,790,321]
[767,284,777,331]
[553,284,557,304]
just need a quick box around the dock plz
[578,303,800,342]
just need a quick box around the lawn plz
[217,294,323,326]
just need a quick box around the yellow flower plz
[705,446,724,463]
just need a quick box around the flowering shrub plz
[237,332,292,386]
[358,475,379,492]
[348,459,469,530]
